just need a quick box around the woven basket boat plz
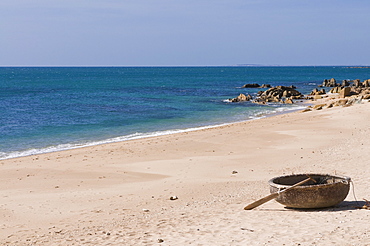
[269,174,351,209]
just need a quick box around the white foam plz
[0,124,230,160]
[0,104,307,161]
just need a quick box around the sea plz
[1,66,369,160]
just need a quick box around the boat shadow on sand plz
[261,200,367,212]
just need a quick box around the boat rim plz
[268,173,351,189]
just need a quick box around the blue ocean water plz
[1,66,369,160]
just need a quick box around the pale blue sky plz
[1,0,369,66]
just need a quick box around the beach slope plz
[1,102,370,245]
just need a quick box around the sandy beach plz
[1,100,370,245]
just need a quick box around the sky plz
[1,0,369,66]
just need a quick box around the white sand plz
[1,101,370,245]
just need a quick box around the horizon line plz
[1,64,370,68]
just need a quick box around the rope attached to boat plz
[350,180,361,206]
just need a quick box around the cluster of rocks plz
[309,88,326,96]
[227,85,303,104]
[320,78,370,88]
[253,86,303,104]
[228,78,370,108]
[303,77,370,112]
[227,93,252,102]
[309,87,352,99]
[303,96,366,112]
[241,83,271,88]
[321,78,339,87]
[310,78,370,99]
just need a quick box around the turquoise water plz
[1,66,369,159]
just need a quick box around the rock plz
[310,88,326,95]
[313,95,322,100]
[340,87,351,98]
[285,98,294,104]
[363,94,370,100]
[237,94,251,101]
[344,97,356,106]
[158,239,164,243]
[310,88,319,95]
[301,108,312,112]
[242,83,260,88]
[352,79,362,87]
[336,99,348,106]
[229,93,252,102]
[260,84,271,88]
[322,78,338,87]
[170,196,178,200]
[253,86,302,104]
[142,209,150,212]
[291,95,302,99]
[329,87,342,94]
[326,103,334,108]
[282,90,289,97]
[342,80,350,87]
[351,87,362,95]
[313,104,326,110]
[363,80,370,87]
[266,96,280,103]
[232,170,238,174]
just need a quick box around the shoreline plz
[0,103,306,161]
[1,97,370,245]
[3,66,369,163]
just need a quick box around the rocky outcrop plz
[301,78,370,112]
[324,78,370,89]
[310,88,326,95]
[359,88,370,99]
[322,78,339,87]
[285,98,294,104]
[363,94,370,100]
[227,93,252,102]
[329,87,343,94]
[340,87,351,98]
[242,83,260,88]
[260,84,271,88]
[312,104,326,110]
[342,80,350,87]
[242,83,271,88]
[324,78,370,98]
[228,78,370,107]
[352,79,362,87]
[253,86,303,104]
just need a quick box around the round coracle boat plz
[269,174,351,209]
